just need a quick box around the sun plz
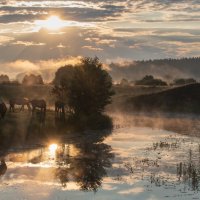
[35,16,66,30]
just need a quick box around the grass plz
[0,84,169,108]
[0,84,54,105]
[126,83,200,114]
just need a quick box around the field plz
[0,84,170,109]
[126,83,200,114]
[1,83,199,116]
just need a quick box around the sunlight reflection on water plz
[48,144,58,160]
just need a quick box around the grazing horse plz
[0,102,7,119]
[0,158,7,176]
[55,100,65,115]
[31,99,46,113]
[9,98,31,112]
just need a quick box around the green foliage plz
[52,57,114,114]
[127,83,200,114]
[135,75,168,86]
[171,78,197,86]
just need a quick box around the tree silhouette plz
[171,78,197,86]
[135,75,167,86]
[0,74,9,84]
[22,74,44,86]
[52,57,114,115]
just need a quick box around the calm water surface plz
[1,114,200,200]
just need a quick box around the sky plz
[0,0,200,78]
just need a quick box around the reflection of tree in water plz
[0,110,113,146]
[0,158,7,177]
[73,143,113,192]
[0,111,113,191]
[55,131,114,192]
[25,111,46,143]
[24,113,114,191]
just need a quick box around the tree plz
[119,78,129,86]
[171,78,197,86]
[135,75,168,86]
[52,57,114,114]
[22,74,44,86]
[0,74,9,83]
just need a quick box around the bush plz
[135,75,167,86]
[171,78,197,86]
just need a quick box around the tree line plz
[119,76,197,87]
[0,74,44,86]
[109,57,200,82]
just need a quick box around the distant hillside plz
[126,83,200,114]
[109,57,200,82]
[13,57,200,83]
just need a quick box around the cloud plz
[0,0,199,63]
[56,43,67,48]
[0,26,199,63]
[0,35,14,44]
[0,4,126,23]
[12,41,46,46]
[158,41,200,57]
[0,0,198,24]
[82,46,103,51]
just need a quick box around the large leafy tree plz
[52,57,114,114]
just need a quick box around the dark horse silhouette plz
[55,100,65,115]
[0,102,7,119]
[9,98,31,112]
[0,158,7,176]
[30,99,46,113]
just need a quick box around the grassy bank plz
[0,84,169,110]
[126,83,200,114]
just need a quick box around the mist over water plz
[1,110,200,199]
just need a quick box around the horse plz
[0,158,7,176]
[0,102,7,119]
[9,98,31,112]
[55,100,65,115]
[30,99,46,114]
